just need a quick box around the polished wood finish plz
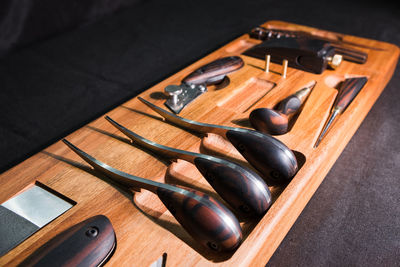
[182,56,244,85]
[0,21,398,266]
[193,156,271,216]
[138,96,298,184]
[335,77,368,111]
[243,37,334,74]
[62,139,242,252]
[314,77,368,148]
[249,26,369,63]
[19,215,115,267]
[105,115,272,217]
[224,129,298,184]
[249,83,313,135]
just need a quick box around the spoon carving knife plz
[137,97,298,185]
[62,139,242,252]
[105,116,272,217]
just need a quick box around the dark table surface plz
[0,0,399,265]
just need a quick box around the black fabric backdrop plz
[0,0,399,265]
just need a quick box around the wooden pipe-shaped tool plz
[314,76,368,148]
[19,215,115,267]
[138,97,298,185]
[62,139,242,252]
[105,116,272,217]
[249,83,315,135]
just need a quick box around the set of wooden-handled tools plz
[20,25,371,265]
[61,95,299,253]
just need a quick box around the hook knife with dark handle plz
[19,215,116,267]
[138,97,298,185]
[105,116,272,217]
[62,139,242,252]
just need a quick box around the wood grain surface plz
[0,21,398,266]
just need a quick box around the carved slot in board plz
[217,77,275,113]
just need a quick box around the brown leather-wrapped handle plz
[19,215,116,267]
[182,56,244,85]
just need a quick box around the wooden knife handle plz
[331,45,368,64]
[19,215,116,267]
[182,56,244,85]
[335,77,368,112]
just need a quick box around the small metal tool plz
[164,56,244,114]
[314,77,368,148]
[106,116,272,217]
[63,139,242,252]
[164,83,206,114]
[138,97,298,185]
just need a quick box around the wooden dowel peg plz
[265,55,271,73]
[282,59,288,78]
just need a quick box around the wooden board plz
[0,20,398,266]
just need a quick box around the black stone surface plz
[0,206,39,256]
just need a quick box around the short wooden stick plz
[265,55,271,73]
[282,59,288,78]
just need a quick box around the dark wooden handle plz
[331,46,367,64]
[249,27,368,64]
[194,157,271,216]
[19,215,116,267]
[157,186,242,251]
[225,130,298,185]
[335,77,368,112]
[249,108,289,135]
[182,56,244,85]
[248,96,301,135]
[249,87,310,135]
[249,26,378,51]
[276,96,302,115]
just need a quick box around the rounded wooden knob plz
[249,108,289,135]
[157,187,243,251]
[194,157,272,217]
[226,130,298,185]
